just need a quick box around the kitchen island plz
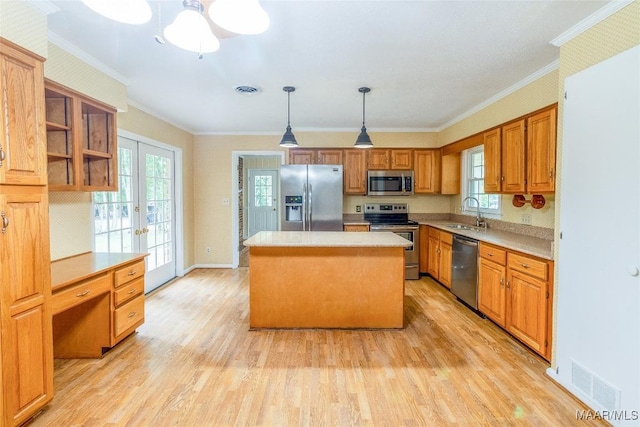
[243,231,412,329]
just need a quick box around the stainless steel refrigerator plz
[281,164,343,231]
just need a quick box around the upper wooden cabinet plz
[366,149,412,170]
[483,106,557,194]
[483,128,501,193]
[289,149,343,165]
[343,149,366,194]
[45,81,118,192]
[367,149,390,170]
[0,41,47,186]
[527,108,557,193]
[413,149,441,194]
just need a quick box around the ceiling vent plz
[234,85,260,95]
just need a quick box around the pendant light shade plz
[81,0,152,24]
[354,87,373,148]
[280,86,298,148]
[208,0,270,35]
[164,0,220,53]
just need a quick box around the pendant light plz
[208,0,270,35]
[81,0,152,24]
[164,0,220,54]
[279,86,298,148]
[355,87,373,148]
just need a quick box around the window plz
[462,146,501,216]
[253,174,273,207]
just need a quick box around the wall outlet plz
[521,214,532,225]
[222,198,230,206]
[356,205,361,213]
[205,247,211,254]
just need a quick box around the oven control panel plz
[364,203,408,213]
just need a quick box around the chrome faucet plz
[461,196,487,230]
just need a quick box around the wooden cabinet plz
[483,106,557,194]
[527,108,557,193]
[478,243,507,327]
[343,224,369,232]
[0,41,47,186]
[414,150,441,194]
[367,149,390,170]
[343,149,366,194]
[366,149,412,170]
[426,227,452,288]
[441,153,460,195]
[419,225,429,273]
[0,39,53,426]
[289,149,343,165]
[483,128,501,193]
[44,81,117,191]
[477,239,553,360]
[501,120,526,193]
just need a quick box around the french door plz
[93,136,176,293]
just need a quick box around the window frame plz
[461,145,502,218]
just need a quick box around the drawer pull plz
[520,263,530,269]
[487,252,494,257]
[128,311,137,318]
[127,288,137,295]
[127,270,137,276]
[76,290,91,297]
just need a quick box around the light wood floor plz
[31,269,602,427]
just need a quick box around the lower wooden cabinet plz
[343,224,369,232]
[478,242,553,360]
[425,227,452,288]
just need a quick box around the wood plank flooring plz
[30,268,602,426]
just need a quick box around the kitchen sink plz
[446,224,480,231]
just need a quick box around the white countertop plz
[243,231,413,248]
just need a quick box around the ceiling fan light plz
[81,0,152,24]
[164,3,220,53]
[209,0,270,35]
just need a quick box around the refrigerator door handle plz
[302,184,307,231]
[308,184,313,231]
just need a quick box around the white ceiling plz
[43,0,610,135]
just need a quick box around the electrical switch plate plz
[521,213,532,225]
[222,198,230,206]
[356,205,361,213]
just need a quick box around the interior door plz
[138,143,176,292]
[247,169,278,238]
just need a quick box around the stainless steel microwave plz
[367,171,414,196]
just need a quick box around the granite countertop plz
[244,231,412,248]
[421,220,553,260]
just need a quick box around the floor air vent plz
[571,359,621,411]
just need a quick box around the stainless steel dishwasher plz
[451,235,479,309]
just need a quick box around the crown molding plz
[27,0,59,14]
[439,60,559,131]
[48,30,131,86]
[550,0,634,47]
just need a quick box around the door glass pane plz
[93,145,135,253]
[145,153,173,272]
[254,175,273,207]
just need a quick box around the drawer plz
[479,243,507,265]
[52,273,111,315]
[114,260,145,288]
[114,277,144,307]
[114,295,145,337]
[439,231,453,245]
[428,227,440,239]
[508,252,548,281]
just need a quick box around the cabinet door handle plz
[1,211,8,234]
[127,270,137,276]
[0,145,5,167]
[500,176,504,182]
[76,290,91,297]
[127,288,137,295]
[549,168,553,178]
[499,277,504,287]
[128,311,137,318]
[506,280,510,289]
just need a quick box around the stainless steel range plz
[364,203,419,280]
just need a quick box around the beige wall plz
[0,1,48,58]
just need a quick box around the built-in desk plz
[51,252,147,358]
